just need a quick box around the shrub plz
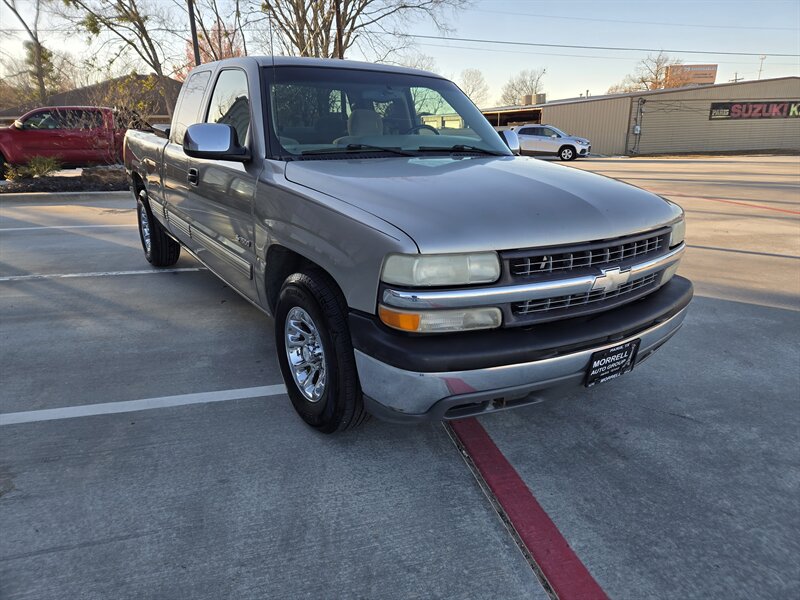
[6,156,62,180]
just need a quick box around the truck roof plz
[192,56,444,79]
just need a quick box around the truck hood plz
[284,156,680,254]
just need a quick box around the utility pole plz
[187,0,202,66]
[758,55,766,80]
[729,72,743,83]
[334,0,344,59]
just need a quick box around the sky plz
[397,0,800,104]
[1,0,799,105]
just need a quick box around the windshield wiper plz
[301,144,416,157]
[417,144,506,156]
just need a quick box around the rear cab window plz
[171,70,212,145]
[60,110,105,130]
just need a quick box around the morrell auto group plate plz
[585,340,640,388]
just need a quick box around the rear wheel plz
[275,269,367,433]
[136,193,180,266]
[559,146,576,161]
[0,153,6,180]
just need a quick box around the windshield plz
[266,66,511,158]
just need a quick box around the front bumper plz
[353,276,692,422]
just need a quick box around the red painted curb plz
[666,192,800,215]
[450,417,609,600]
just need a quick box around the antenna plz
[758,55,766,80]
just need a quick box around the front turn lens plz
[379,305,502,333]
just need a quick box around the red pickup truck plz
[0,106,126,178]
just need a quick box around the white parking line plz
[0,385,287,425]
[0,268,206,282]
[0,224,137,232]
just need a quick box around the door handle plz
[187,168,199,186]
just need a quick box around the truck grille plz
[512,272,660,316]
[509,230,668,277]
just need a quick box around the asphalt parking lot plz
[1,155,799,599]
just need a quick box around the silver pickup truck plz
[124,56,692,433]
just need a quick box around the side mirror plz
[183,123,249,162]
[499,129,520,155]
[550,134,558,139]
[13,120,23,130]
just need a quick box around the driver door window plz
[540,127,560,152]
[22,111,61,130]
[205,69,251,147]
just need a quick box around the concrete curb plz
[0,190,131,203]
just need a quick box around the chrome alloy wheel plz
[139,203,151,253]
[284,307,327,402]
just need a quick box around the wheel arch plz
[130,171,147,202]
[264,244,347,315]
[558,144,576,159]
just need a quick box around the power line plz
[3,22,800,60]
[469,8,799,31]
[393,33,800,58]
[415,41,800,67]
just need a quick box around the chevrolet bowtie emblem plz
[591,266,631,293]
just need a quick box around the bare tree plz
[173,5,245,80]
[195,0,245,61]
[498,68,546,106]
[1,0,55,102]
[59,0,180,113]
[0,76,25,110]
[392,52,437,72]
[260,0,467,60]
[607,52,687,93]
[458,68,488,107]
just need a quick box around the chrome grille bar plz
[513,273,658,315]
[511,231,667,277]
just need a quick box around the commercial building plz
[481,77,800,155]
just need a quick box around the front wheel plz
[275,269,367,433]
[136,193,180,266]
[559,146,576,161]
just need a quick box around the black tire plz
[0,153,6,180]
[559,145,576,161]
[136,193,180,267]
[275,269,368,433]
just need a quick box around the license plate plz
[585,340,640,388]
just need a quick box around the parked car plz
[0,106,127,178]
[512,124,591,160]
[124,57,691,433]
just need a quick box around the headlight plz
[669,218,686,248]
[381,252,501,287]
[379,305,502,333]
